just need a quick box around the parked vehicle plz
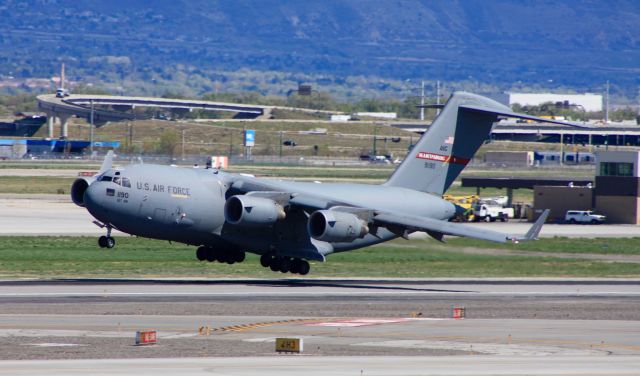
[564,210,606,224]
[55,88,70,98]
[473,203,514,222]
[282,140,297,146]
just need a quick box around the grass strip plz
[0,236,638,279]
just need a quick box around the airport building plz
[465,151,640,224]
[594,151,640,224]
[533,151,640,224]
[507,93,603,112]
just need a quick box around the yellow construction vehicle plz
[443,194,479,222]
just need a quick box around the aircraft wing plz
[373,209,549,243]
[229,175,550,244]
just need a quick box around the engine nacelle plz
[70,177,95,207]
[308,210,369,243]
[224,195,286,227]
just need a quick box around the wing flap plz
[375,213,511,243]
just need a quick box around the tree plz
[157,129,180,157]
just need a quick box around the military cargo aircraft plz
[71,92,581,275]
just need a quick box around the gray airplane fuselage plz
[83,163,454,259]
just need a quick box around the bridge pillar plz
[59,114,70,139]
[46,113,55,139]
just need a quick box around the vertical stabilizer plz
[385,92,510,195]
[97,150,114,175]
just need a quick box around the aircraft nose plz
[83,182,110,222]
[83,182,99,208]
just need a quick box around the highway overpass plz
[392,120,640,147]
[37,94,341,138]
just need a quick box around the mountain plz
[1,0,639,98]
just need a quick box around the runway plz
[2,356,640,376]
[4,194,640,237]
[0,279,638,375]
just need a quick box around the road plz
[4,194,640,237]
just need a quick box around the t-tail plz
[385,91,591,195]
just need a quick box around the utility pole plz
[372,126,377,157]
[605,80,610,124]
[128,121,133,155]
[89,100,94,158]
[181,128,185,161]
[420,80,425,121]
[637,86,640,119]
[436,81,441,116]
[61,63,65,90]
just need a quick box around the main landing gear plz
[196,246,246,264]
[260,254,310,275]
[98,225,115,249]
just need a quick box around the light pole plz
[89,100,94,158]
[420,80,425,121]
[181,128,186,161]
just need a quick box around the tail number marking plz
[416,152,470,166]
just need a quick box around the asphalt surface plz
[5,194,640,237]
[2,356,640,376]
[0,279,638,371]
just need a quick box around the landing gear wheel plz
[205,248,217,262]
[196,247,207,261]
[260,254,271,268]
[280,258,292,273]
[298,260,310,276]
[98,225,115,249]
[290,259,301,274]
[234,251,246,263]
[270,259,281,272]
[216,252,229,264]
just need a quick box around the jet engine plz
[307,210,369,243]
[70,177,95,207]
[224,195,286,227]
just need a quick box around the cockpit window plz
[100,176,113,182]
[121,177,131,188]
[113,177,121,185]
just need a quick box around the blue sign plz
[244,129,255,147]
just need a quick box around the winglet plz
[97,150,114,175]
[511,209,550,243]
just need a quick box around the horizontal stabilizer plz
[460,104,594,128]
[513,209,550,242]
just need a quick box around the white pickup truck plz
[473,203,514,222]
[564,210,606,224]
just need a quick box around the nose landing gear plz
[94,221,115,249]
[98,225,115,249]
